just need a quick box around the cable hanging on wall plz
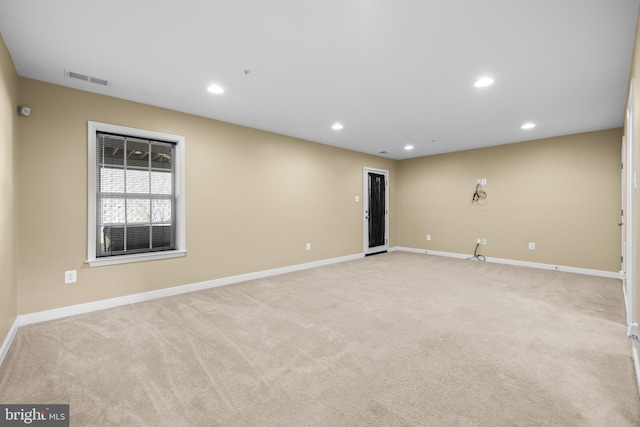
[471,183,487,204]
[467,243,486,262]
[468,179,487,261]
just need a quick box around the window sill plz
[86,250,187,267]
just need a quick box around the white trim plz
[621,137,629,323]
[86,249,187,267]
[19,252,364,327]
[395,247,620,279]
[633,343,640,397]
[625,79,637,325]
[87,121,186,267]
[0,318,20,368]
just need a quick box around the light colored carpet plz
[0,252,639,426]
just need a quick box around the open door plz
[363,168,389,255]
[623,79,636,326]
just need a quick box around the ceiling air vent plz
[89,76,109,86]
[64,70,110,87]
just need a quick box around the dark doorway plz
[367,171,387,253]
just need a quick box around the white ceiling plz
[1,0,639,159]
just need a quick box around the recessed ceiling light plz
[404,145,414,151]
[521,122,536,129]
[207,84,224,94]
[332,123,344,130]
[474,77,494,88]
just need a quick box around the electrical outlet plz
[355,196,359,202]
[64,270,77,284]
[476,238,481,244]
[528,242,536,250]
[481,178,487,185]
[476,179,481,184]
[426,234,431,241]
[306,243,311,251]
[627,322,640,341]
[482,239,487,245]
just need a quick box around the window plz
[87,122,185,267]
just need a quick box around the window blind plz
[96,132,176,257]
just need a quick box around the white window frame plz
[87,121,186,267]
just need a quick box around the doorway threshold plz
[365,250,388,257]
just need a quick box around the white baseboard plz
[0,317,20,368]
[633,342,640,398]
[394,247,620,279]
[18,252,364,327]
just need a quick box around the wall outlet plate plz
[528,242,536,250]
[426,234,431,241]
[64,270,77,284]
[628,323,640,341]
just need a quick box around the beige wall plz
[13,77,625,318]
[397,129,623,272]
[16,78,397,314]
[6,59,627,323]
[0,35,18,342]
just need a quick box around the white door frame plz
[363,167,389,255]
[622,136,627,300]
[624,78,636,326]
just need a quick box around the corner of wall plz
[0,32,20,360]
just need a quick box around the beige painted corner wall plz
[16,78,397,315]
[10,72,627,318]
[0,35,18,345]
[397,128,623,272]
